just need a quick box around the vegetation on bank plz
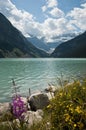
[49,79,86,130]
[0,78,86,130]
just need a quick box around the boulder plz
[29,93,49,111]
[46,92,54,100]
[45,84,56,93]
[36,109,44,117]
[44,85,57,99]
[23,109,43,127]
[0,102,11,115]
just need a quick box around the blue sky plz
[11,0,82,22]
[11,0,45,22]
[0,0,86,42]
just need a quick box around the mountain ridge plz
[27,33,78,54]
[51,31,86,58]
[0,13,48,58]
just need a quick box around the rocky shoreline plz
[0,85,56,127]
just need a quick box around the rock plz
[23,109,43,127]
[21,97,27,105]
[29,93,49,111]
[0,102,11,115]
[27,103,31,110]
[21,97,29,110]
[44,85,57,100]
[46,92,54,100]
[36,109,44,117]
[45,84,56,93]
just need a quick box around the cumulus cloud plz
[46,0,58,8]
[0,0,86,43]
[40,17,77,42]
[42,6,47,12]
[0,0,37,37]
[67,3,86,30]
[42,0,58,12]
[49,7,64,18]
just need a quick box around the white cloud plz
[0,0,39,37]
[42,2,86,41]
[41,0,58,12]
[49,7,64,18]
[40,17,76,42]
[46,0,58,8]
[0,0,86,43]
[67,3,86,31]
[42,6,47,12]
[82,3,86,7]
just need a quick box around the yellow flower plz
[66,105,69,108]
[64,114,70,122]
[47,104,51,109]
[69,104,72,107]
[74,124,77,127]
[59,92,63,96]
[69,107,74,113]
[75,106,82,113]
[78,122,84,129]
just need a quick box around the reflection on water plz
[0,58,86,102]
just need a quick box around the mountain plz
[27,36,58,53]
[0,13,48,58]
[27,33,77,54]
[51,31,86,58]
[27,36,50,52]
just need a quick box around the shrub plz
[48,79,86,130]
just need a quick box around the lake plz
[0,58,86,102]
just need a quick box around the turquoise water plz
[0,58,86,102]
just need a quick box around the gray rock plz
[29,93,49,111]
[46,92,54,100]
[0,102,11,115]
[36,109,44,117]
[23,109,43,127]
[21,97,29,110]
[21,97,27,105]
[45,85,56,93]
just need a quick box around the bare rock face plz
[29,93,50,111]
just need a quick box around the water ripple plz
[0,58,86,102]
